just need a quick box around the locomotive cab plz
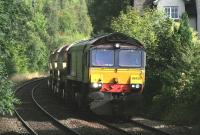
[88,42,146,115]
[89,43,145,93]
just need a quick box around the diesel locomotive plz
[48,33,146,116]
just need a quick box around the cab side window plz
[68,52,76,76]
[67,54,71,75]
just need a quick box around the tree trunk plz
[196,0,200,36]
[60,0,63,9]
[134,0,146,11]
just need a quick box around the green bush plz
[0,61,19,115]
[112,9,200,124]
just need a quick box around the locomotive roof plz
[50,45,68,61]
[49,48,58,61]
[57,45,68,54]
[89,33,143,47]
[70,33,144,48]
[57,45,67,53]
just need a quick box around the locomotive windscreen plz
[91,48,143,67]
[91,49,114,67]
[119,50,142,67]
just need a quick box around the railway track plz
[94,116,175,135]
[14,78,40,135]
[32,83,81,135]
[15,79,181,135]
[32,80,128,135]
[31,79,178,135]
[128,119,173,135]
[14,78,79,135]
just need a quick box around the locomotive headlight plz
[98,83,102,87]
[136,84,140,89]
[91,83,102,88]
[114,43,120,49]
[92,83,99,88]
[131,84,141,89]
[131,84,136,88]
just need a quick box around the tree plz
[43,0,92,49]
[0,0,92,115]
[1,0,92,73]
[112,9,200,123]
[0,58,19,115]
[87,0,130,34]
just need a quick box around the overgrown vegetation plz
[112,9,200,124]
[0,60,19,115]
[0,0,92,115]
[87,0,130,34]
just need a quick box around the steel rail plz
[72,112,136,135]
[14,109,38,135]
[32,82,81,135]
[91,114,175,135]
[14,78,45,135]
[128,119,174,135]
[94,118,135,135]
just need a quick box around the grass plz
[9,72,47,84]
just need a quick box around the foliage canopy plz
[87,0,130,34]
[0,0,92,115]
[112,9,200,123]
